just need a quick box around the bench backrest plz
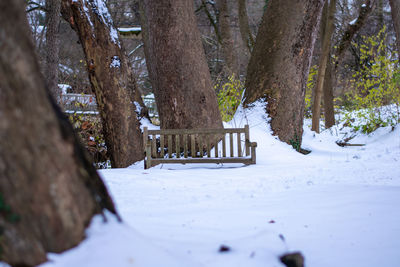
[143,125,256,168]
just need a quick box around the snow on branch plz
[81,0,121,46]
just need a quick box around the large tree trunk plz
[60,0,144,168]
[312,0,336,133]
[141,0,223,130]
[217,0,239,76]
[244,0,324,146]
[389,0,400,57]
[45,0,61,102]
[0,1,118,266]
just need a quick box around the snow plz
[6,102,400,267]
[349,18,357,25]
[133,101,142,114]
[89,0,120,45]
[140,116,159,132]
[80,0,121,46]
[81,0,94,29]
[110,56,121,68]
[118,27,142,32]
[58,84,71,94]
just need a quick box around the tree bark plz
[217,0,239,75]
[244,0,324,146]
[60,0,144,168]
[238,0,255,52]
[45,0,61,102]
[334,0,376,68]
[0,1,118,266]
[312,0,336,133]
[141,0,223,130]
[389,0,400,58]
[323,55,335,128]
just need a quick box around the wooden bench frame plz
[143,125,257,169]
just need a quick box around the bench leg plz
[145,141,152,169]
[251,144,256,164]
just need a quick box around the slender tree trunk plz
[244,0,324,146]
[138,1,155,91]
[312,0,336,133]
[378,0,385,30]
[61,0,144,168]
[0,1,118,266]
[323,55,335,128]
[389,0,400,58]
[217,0,239,75]
[238,0,255,53]
[141,0,223,130]
[45,0,61,102]
[198,0,222,44]
[319,1,336,129]
[335,0,376,68]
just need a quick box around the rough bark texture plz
[335,0,376,68]
[238,0,255,52]
[0,1,118,265]
[389,0,400,58]
[60,0,144,168]
[141,0,223,130]
[45,0,61,101]
[244,0,324,145]
[312,0,336,133]
[217,0,239,75]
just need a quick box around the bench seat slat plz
[214,136,218,158]
[183,134,188,158]
[160,135,164,157]
[191,134,195,158]
[168,135,172,158]
[176,134,180,158]
[152,135,157,158]
[237,132,242,157]
[199,135,203,158]
[229,133,234,157]
[245,125,250,156]
[222,134,226,157]
[206,136,210,158]
[150,157,253,165]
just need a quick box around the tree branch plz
[334,0,376,68]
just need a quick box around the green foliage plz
[0,194,20,224]
[264,0,270,10]
[215,74,244,122]
[343,26,400,133]
[0,193,21,258]
[289,133,301,152]
[305,65,318,118]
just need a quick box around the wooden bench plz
[143,125,257,169]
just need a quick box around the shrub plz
[215,74,244,122]
[305,65,318,118]
[342,26,400,133]
[68,110,109,169]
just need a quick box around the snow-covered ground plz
[39,103,400,267]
